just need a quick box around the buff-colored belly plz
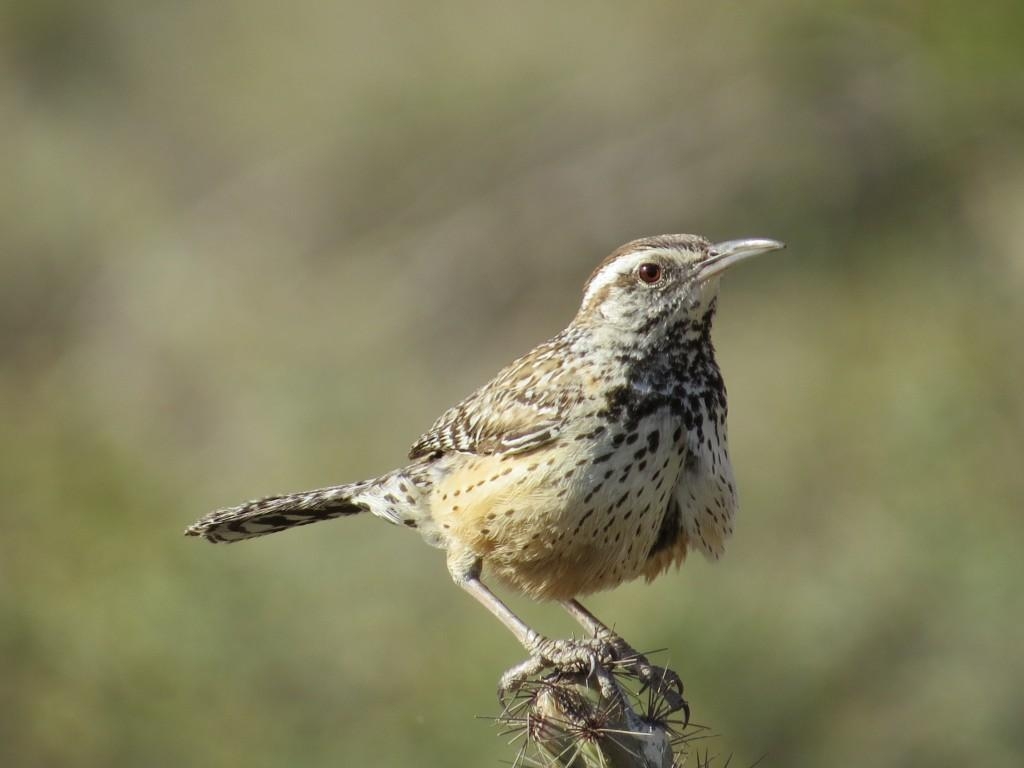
[430,427,686,601]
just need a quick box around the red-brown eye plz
[637,262,663,284]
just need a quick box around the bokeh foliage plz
[2,2,1023,766]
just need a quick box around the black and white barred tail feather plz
[186,469,429,543]
[185,484,369,543]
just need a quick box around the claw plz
[498,636,620,704]
[499,633,690,727]
[498,656,546,703]
[587,632,689,722]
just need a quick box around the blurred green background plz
[2,1,1023,766]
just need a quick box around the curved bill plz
[698,238,785,281]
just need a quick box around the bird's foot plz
[498,636,618,703]
[597,634,689,723]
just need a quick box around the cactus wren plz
[187,234,784,697]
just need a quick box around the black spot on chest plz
[684,450,699,472]
[646,496,683,560]
[599,314,727,432]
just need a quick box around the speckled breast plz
[430,409,687,601]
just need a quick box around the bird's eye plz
[637,262,663,284]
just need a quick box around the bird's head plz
[576,234,784,345]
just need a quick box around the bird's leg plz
[561,599,687,715]
[560,598,619,640]
[448,554,617,699]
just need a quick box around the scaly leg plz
[448,554,617,699]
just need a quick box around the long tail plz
[185,482,374,543]
[186,465,432,543]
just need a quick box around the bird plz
[186,233,784,701]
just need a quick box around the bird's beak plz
[698,239,785,281]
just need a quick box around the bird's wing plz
[409,338,580,459]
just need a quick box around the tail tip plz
[184,522,218,542]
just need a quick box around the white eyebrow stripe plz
[581,248,676,307]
